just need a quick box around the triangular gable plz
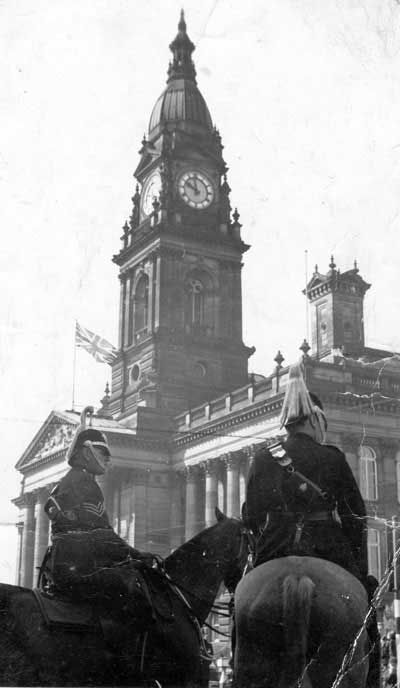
[134,150,161,179]
[15,409,79,471]
[305,272,326,291]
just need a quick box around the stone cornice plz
[173,398,283,448]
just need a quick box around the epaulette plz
[265,442,294,468]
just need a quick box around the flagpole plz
[304,250,309,343]
[72,320,77,411]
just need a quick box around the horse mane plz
[165,522,220,573]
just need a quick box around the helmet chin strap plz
[83,442,107,475]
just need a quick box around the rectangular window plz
[360,457,378,501]
[368,528,381,580]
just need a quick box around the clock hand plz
[186,181,197,193]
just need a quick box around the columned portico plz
[20,493,36,588]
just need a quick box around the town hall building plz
[13,13,400,642]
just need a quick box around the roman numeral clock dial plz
[178,170,214,209]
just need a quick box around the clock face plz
[178,170,214,209]
[142,173,162,216]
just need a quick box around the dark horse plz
[0,510,244,687]
[234,556,370,688]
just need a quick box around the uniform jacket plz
[243,433,368,581]
[46,466,111,533]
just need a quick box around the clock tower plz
[110,12,254,421]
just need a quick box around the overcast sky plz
[1,0,400,583]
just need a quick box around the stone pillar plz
[170,471,184,551]
[154,253,161,329]
[225,454,241,518]
[239,459,247,508]
[185,466,199,541]
[15,521,24,586]
[20,494,36,588]
[123,272,132,348]
[204,460,219,527]
[32,489,50,586]
[133,469,148,550]
[118,274,126,349]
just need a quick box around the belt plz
[303,511,335,522]
[267,510,334,522]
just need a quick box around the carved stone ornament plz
[34,423,75,461]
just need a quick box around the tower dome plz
[148,11,213,138]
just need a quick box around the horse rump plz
[280,574,314,688]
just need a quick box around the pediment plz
[15,409,79,471]
[305,272,326,291]
[135,151,161,180]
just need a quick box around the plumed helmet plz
[66,406,110,466]
[279,364,327,430]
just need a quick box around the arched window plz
[188,278,204,325]
[367,528,381,580]
[184,269,214,334]
[134,274,149,334]
[359,446,378,501]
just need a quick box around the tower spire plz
[167,9,197,83]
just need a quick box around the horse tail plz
[281,574,315,688]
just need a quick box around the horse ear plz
[215,506,226,522]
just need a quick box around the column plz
[20,494,36,589]
[185,466,199,541]
[204,460,218,527]
[133,469,148,550]
[170,471,184,551]
[147,255,154,332]
[32,489,50,586]
[123,272,132,348]
[118,274,126,349]
[15,521,24,586]
[154,253,161,329]
[225,453,240,518]
[239,458,247,508]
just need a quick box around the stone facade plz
[12,13,400,638]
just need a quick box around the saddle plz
[36,556,176,633]
[33,588,98,632]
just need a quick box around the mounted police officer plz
[242,363,380,687]
[43,406,154,626]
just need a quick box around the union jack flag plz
[75,321,118,365]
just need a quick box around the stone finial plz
[299,339,311,356]
[329,255,336,271]
[274,350,284,368]
[232,208,241,225]
[168,9,196,83]
[97,383,113,419]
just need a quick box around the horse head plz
[164,509,247,625]
[213,507,249,594]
